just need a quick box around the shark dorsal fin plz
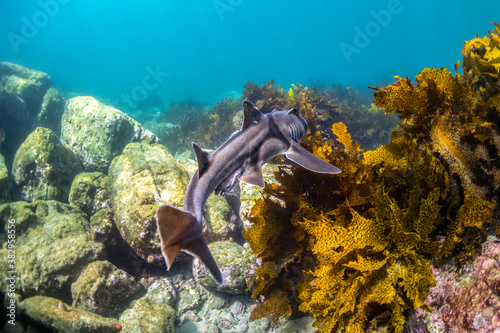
[193,142,210,178]
[241,100,263,130]
[238,164,265,188]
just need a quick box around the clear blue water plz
[0,0,499,108]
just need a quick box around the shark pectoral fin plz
[286,141,341,174]
[183,235,223,286]
[156,204,198,270]
[238,165,265,188]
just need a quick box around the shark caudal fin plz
[156,205,223,286]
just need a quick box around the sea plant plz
[243,23,499,332]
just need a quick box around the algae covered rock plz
[71,260,143,317]
[0,200,105,297]
[90,208,120,246]
[0,62,52,165]
[0,62,51,121]
[108,142,190,265]
[145,278,178,308]
[119,297,175,333]
[37,87,64,135]
[11,127,82,202]
[61,96,159,172]
[193,241,257,294]
[20,296,119,333]
[69,172,110,219]
[0,154,10,204]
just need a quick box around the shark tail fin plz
[156,205,223,286]
[183,234,224,286]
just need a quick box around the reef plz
[242,23,500,332]
[62,96,159,173]
[155,97,242,156]
[243,79,398,150]
[1,23,499,333]
[12,127,82,203]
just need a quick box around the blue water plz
[0,0,498,109]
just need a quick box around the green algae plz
[0,200,105,297]
[69,171,110,219]
[119,297,175,333]
[11,127,82,202]
[108,142,190,265]
[71,260,143,317]
[20,296,119,333]
[193,241,257,294]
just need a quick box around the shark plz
[156,100,340,286]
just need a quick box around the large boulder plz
[0,200,106,297]
[193,241,258,294]
[0,62,52,167]
[119,297,175,333]
[20,296,119,333]
[37,87,65,135]
[69,172,111,219]
[90,208,121,247]
[11,127,82,202]
[71,260,143,317]
[108,142,190,265]
[61,96,159,172]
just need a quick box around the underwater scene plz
[1,1,500,332]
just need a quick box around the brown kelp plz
[242,23,499,332]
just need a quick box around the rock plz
[108,142,190,265]
[20,296,118,333]
[0,153,10,204]
[61,96,159,172]
[145,278,178,308]
[11,127,82,202]
[230,301,246,315]
[193,241,258,294]
[204,192,239,243]
[71,260,143,317]
[69,172,111,219]
[415,241,500,332]
[0,201,105,297]
[0,62,51,121]
[90,208,120,246]
[276,315,316,333]
[0,62,52,166]
[37,88,64,135]
[177,279,207,316]
[119,297,175,333]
